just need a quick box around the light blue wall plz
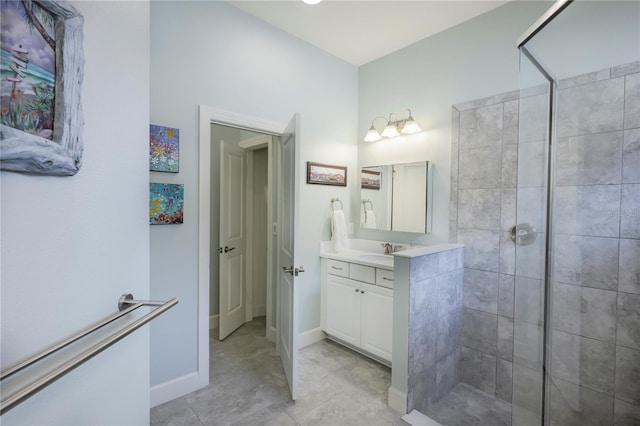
[357,1,551,246]
[0,1,151,424]
[150,1,358,386]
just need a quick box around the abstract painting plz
[150,183,184,225]
[150,124,179,172]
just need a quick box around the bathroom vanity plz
[320,241,395,365]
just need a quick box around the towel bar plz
[0,293,178,415]
[330,197,343,211]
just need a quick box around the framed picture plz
[150,183,184,225]
[150,124,179,172]
[306,162,347,186]
[361,170,381,190]
[0,0,84,176]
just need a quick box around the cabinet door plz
[359,282,393,363]
[325,275,360,347]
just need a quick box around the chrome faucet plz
[382,243,393,255]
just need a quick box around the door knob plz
[282,266,305,277]
[224,246,236,253]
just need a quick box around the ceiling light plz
[302,0,322,4]
[363,109,422,142]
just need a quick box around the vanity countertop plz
[319,249,394,270]
[393,243,465,258]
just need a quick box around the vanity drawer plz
[327,259,349,277]
[349,264,375,284]
[376,269,394,289]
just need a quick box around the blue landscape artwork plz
[150,183,184,225]
[150,124,179,172]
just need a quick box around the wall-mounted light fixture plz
[363,109,422,142]
[302,0,322,4]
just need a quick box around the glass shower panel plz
[512,49,551,426]
[517,1,640,425]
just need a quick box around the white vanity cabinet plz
[321,258,393,364]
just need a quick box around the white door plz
[278,114,300,400]
[219,139,246,340]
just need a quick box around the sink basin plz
[358,254,393,263]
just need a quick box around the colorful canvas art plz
[150,183,184,225]
[150,124,179,172]
[0,0,57,138]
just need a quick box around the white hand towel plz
[363,209,377,229]
[331,210,347,252]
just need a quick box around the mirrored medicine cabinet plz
[360,161,433,234]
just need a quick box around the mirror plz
[360,161,433,233]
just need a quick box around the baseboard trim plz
[150,372,204,408]
[267,325,277,342]
[401,410,443,426]
[299,327,325,349]
[388,386,407,414]
[209,315,219,330]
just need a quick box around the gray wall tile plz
[614,398,640,425]
[449,180,458,221]
[449,220,457,243]
[615,346,640,404]
[512,364,543,416]
[557,68,611,90]
[557,76,625,138]
[619,239,640,295]
[501,188,516,231]
[455,96,495,112]
[612,61,640,78]
[462,308,497,355]
[409,322,438,378]
[554,185,621,238]
[548,377,614,426]
[410,277,438,330]
[496,359,513,403]
[556,131,623,186]
[458,189,501,230]
[516,186,545,231]
[550,330,615,396]
[409,365,437,413]
[514,232,546,280]
[617,293,640,350]
[623,129,640,183]
[553,235,619,290]
[514,277,543,326]
[519,94,549,143]
[437,309,463,359]
[625,73,640,129]
[410,254,439,282]
[457,229,500,272]
[436,348,461,401]
[514,320,543,371]
[621,184,640,239]
[517,141,546,188]
[502,143,518,188]
[459,103,503,149]
[495,91,520,104]
[438,250,460,275]
[497,316,514,362]
[437,271,462,318]
[463,268,498,314]
[503,99,519,145]
[499,232,515,275]
[460,346,496,395]
[458,147,502,189]
[498,274,515,319]
[552,283,617,343]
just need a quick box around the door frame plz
[197,105,286,388]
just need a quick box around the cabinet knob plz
[355,289,359,293]
[361,290,365,294]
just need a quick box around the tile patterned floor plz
[150,318,512,426]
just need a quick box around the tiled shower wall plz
[450,88,521,403]
[450,61,640,425]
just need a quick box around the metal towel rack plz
[330,197,343,212]
[0,293,178,415]
[362,199,373,210]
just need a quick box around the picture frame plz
[361,169,381,190]
[149,183,184,225]
[149,124,179,172]
[0,0,84,176]
[306,162,347,186]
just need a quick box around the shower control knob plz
[509,223,537,246]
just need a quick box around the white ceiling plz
[227,1,509,66]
